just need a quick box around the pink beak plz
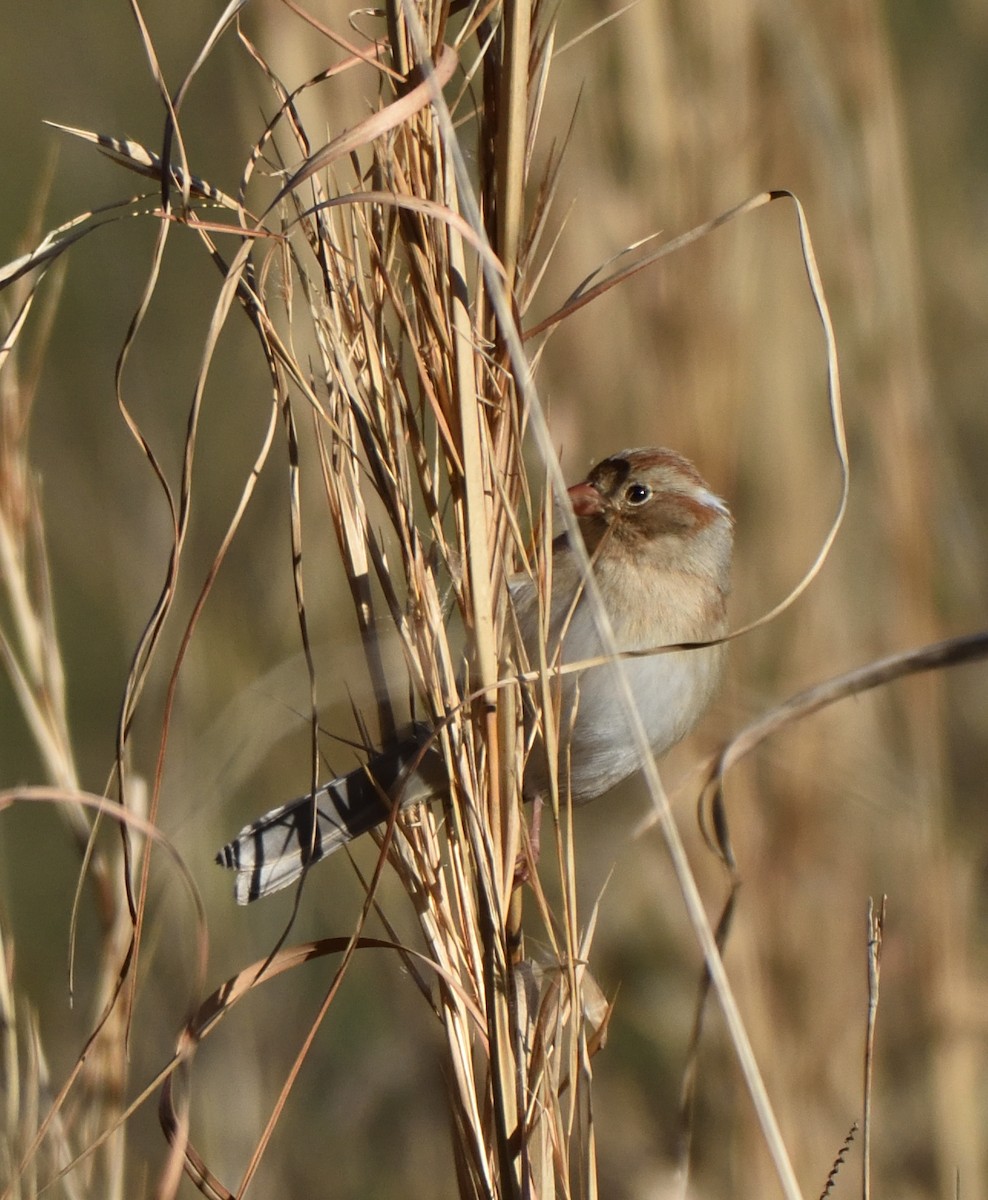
[567,481,604,516]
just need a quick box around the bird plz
[216,448,733,904]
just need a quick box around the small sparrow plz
[217,448,733,903]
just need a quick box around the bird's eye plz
[625,482,652,506]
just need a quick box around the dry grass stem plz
[1,2,984,1198]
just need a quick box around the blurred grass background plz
[1,1,987,1197]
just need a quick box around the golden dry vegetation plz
[1,2,987,1198]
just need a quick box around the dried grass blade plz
[171,0,250,112]
[0,210,128,291]
[268,44,459,212]
[158,934,488,1196]
[700,629,988,812]
[0,788,206,1198]
[279,0,403,78]
[126,0,191,210]
[862,897,885,1200]
[43,124,241,209]
[494,0,531,288]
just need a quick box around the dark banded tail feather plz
[216,723,441,903]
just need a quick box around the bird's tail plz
[216,723,441,904]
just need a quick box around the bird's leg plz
[506,797,545,963]
[511,794,543,888]
[528,793,544,868]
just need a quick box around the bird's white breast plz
[515,552,727,803]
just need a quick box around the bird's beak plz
[567,481,605,516]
